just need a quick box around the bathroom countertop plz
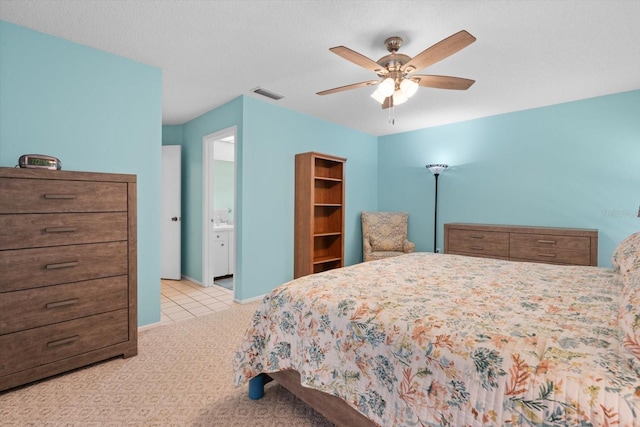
[213,224,234,231]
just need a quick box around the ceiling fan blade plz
[402,30,476,73]
[316,80,379,96]
[413,75,475,90]
[329,46,387,75]
[382,96,393,109]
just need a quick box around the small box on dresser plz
[0,167,137,392]
[444,223,598,266]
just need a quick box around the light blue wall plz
[378,90,640,265]
[164,96,377,301]
[162,125,183,145]
[239,96,377,300]
[0,21,163,326]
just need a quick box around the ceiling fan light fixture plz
[370,88,386,104]
[392,89,408,106]
[400,78,419,98]
[378,77,395,97]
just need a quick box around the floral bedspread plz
[233,253,640,426]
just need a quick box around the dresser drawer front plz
[0,242,128,292]
[0,309,128,377]
[510,233,591,251]
[0,212,127,250]
[447,251,509,261]
[510,246,591,265]
[447,229,509,257]
[0,276,128,335]
[0,178,127,213]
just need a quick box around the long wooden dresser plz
[0,167,137,391]
[444,223,598,266]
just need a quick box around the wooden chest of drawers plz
[0,167,137,391]
[444,223,598,266]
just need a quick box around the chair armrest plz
[363,237,373,261]
[403,240,415,253]
[363,238,372,255]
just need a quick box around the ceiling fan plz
[317,30,476,109]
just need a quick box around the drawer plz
[0,309,128,377]
[0,241,128,292]
[0,178,127,214]
[0,212,127,250]
[447,229,509,257]
[510,246,591,266]
[0,276,128,335]
[447,250,509,261]
[509,233,591,251]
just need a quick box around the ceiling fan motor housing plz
[377,36,411,77]
[377,53,411,73]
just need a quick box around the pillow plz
[619,281,640,361]
[370,235,404,252]
[612,231,640,274]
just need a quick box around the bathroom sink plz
[214,223,233,230]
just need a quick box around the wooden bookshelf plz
[294,152,346,278]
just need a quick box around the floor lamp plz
[426,164,448,253]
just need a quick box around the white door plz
[161,145,181,280]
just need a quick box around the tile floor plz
[160,278,236,324]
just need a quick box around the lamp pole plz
[426,164,448,253]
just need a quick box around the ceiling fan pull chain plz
[388,105,395,125]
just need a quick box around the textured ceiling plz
[1,0,639,136]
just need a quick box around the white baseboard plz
[181,274,203,286]
[235,294,266,304]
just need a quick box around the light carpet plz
[0,302,334,426]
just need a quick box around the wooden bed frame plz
[249,370,376,427]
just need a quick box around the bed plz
[233,232,640,426]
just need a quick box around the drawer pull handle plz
[47,335,79,348]
[538,253,556,258]
[45,227,78,233]
[43,194,77,200]
[470,246,484,250]
[46,298,79,309]
[537,239,556,244]
[45,261,79,269]
[469,234,484,239]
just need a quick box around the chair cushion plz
[370,235,405,252]
[368,251,405,261]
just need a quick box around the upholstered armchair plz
[361,211,415,262]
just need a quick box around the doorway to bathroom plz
[203,127,236,291]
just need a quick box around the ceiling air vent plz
[252,87,284,101]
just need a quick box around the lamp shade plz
[426,164,448,175]
[400,78,419,98]
[392,89,408,106]
[370,88,386,104]
[378,77,395,97]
